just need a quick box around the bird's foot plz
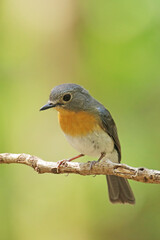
[57,154,85,173]
[57,159,69,173]
[88,152,106,171]
[88,160,100,170]
[87,160,99,177]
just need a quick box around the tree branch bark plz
[0,153,160,183]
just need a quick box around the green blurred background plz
[1,0,160,239]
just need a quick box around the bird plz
[40,83,135,204]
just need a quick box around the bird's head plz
[40,83,93,112]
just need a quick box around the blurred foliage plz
[0,0,160,239]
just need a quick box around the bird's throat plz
[57,108,100,136]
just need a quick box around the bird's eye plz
[63,94,71,102]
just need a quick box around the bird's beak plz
[40,102,56,111]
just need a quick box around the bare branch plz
[0,153,160,183]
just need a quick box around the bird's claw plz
[88,160,99,171]
[57,159,69,173]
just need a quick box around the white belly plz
[64,129,115,159]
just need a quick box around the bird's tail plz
[106,175,135,204]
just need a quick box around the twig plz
[0,153,160,183]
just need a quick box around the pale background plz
[1,0,160,239]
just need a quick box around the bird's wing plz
[98,107,121,162]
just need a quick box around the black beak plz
[40,102,56,111]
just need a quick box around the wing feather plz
[98,108,121,162]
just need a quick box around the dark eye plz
[63,94,71,102]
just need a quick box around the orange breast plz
[56,108,100,136]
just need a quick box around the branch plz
[0,153,160,183]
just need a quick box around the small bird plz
[40,83,135,204]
